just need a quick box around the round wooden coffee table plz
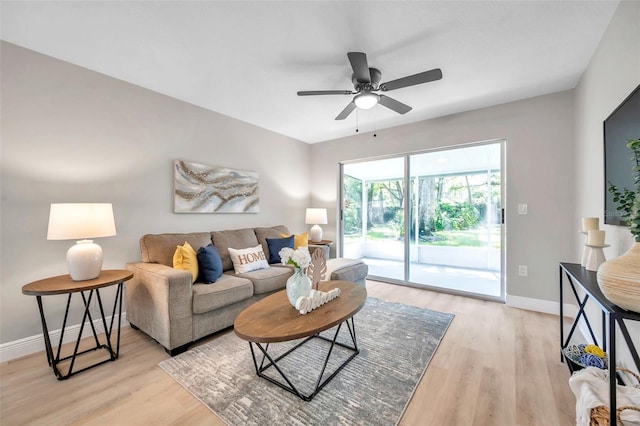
[234,280,367,401]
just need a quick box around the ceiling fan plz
[297,52,442,120]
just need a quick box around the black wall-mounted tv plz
[604,83,640,226]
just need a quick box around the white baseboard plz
[506,294,577,317]
[0,313,128,363]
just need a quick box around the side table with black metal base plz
[308,239,333,259]
[22,269,133,380]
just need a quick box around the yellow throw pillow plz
[281,232,308,249]
[173,241,198,283]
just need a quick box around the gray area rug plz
[159,297,454,426]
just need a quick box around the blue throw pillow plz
[197,244,223,284]
[266,235,294,264]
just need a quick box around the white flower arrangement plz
[278,247,311,269]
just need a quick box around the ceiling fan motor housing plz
[352,67,382,91]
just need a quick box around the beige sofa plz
[125,225,368,355]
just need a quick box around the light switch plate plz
[518,203,528,215]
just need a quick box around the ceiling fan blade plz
[335,102,357,120]
[378,95,412,114]
[297,90,354,96]
[379,68,443,91]
[347,52,371,84]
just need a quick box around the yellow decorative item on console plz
[173,241,198,283]
[584,344,605,358]
[281,232,308,249]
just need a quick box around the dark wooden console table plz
[559,262,640,425]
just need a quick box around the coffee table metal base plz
[248,317,358,402]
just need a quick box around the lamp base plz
[67,240,103,281]
[309,225,323,243]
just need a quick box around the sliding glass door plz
[341,141,504,301]
[342,157,405,282]
[407,143,503,298]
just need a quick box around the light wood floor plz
[0,280,575,425]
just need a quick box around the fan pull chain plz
[355,108,359,133]
[373,106,377,137]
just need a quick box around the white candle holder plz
[580,231,589,267]
[585,244,609,272]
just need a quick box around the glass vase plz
[286,267,312,307]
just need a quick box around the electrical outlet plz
[518,265,528,277]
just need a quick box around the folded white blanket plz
[569,367,640,426]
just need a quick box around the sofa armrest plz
[325,258,368,287]
[125,262,194,351]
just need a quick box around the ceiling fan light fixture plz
[354,92,379,109]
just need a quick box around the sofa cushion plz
[228,245,270,274]
[140,232,212,266]
[196,244,223,283]
[254,225,290,261]
[173,241,198,283]
[266,235,294,264]
[211,228,260,271]
[229,265,293,294]
[281,232,308,249]
[192,274,254,314]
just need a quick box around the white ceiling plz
[1,1,619,144]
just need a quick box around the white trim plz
[0,314,128,363]
[506,294,577,317]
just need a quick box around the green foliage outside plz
[343,174,363,236]
[608,138,640,242]
[430,201,479,232]
[343,170,501,248]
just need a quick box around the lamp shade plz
[305,208,327,243]
[305,208,327,225]
[47,203,116,281]
[47,203,116,240]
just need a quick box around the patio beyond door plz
[341,142,504,301]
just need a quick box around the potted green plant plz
[598,138,640,312]
[608,138,640,241]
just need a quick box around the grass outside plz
[345,226,501,248]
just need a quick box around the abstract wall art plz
[174,160,259,213]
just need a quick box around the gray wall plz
[0,42,311,344]
[574,0,639,371]
[310,90,576,303]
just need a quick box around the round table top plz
[234,280,367,343]
[22,269,133,296]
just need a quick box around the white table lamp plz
[305,208,327,243]
[47,203,116,281]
